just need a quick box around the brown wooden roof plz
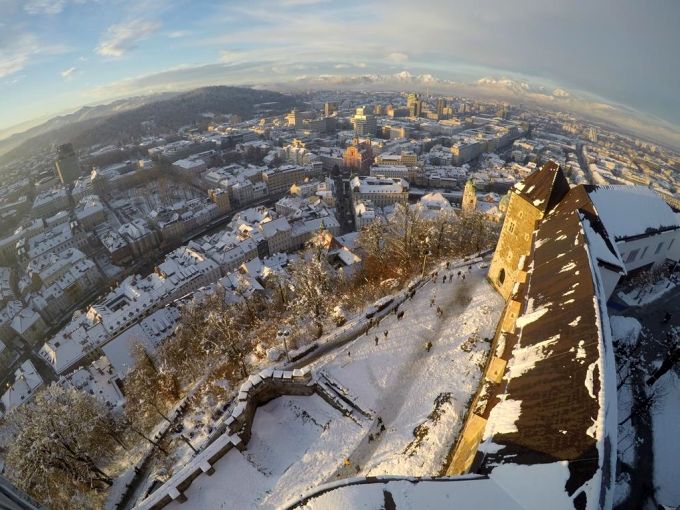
[512,160,571,215]
[479,183,615,509]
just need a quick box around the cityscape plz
[0,2,679,510]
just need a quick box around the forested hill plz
[0,86,300,164]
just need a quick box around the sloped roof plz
[478,185,617,509]
[586,185,680,241]
[511,161,570,215]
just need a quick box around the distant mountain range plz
[0,86,299,163]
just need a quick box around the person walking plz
[375,336,379,346]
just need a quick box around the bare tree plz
[3,385,120,508]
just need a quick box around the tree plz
[124,344,178,428]
[287,245,337,337]
[3,385,119,508]
[202,296,253,379]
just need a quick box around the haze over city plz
[1,0,680,147]
[0,2,679,510]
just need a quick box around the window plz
[626,249,639,263]
[498,268,506,285]
[640,246,648,259]
[668,239,675,250]
[655,242,664,254]
[508,221,516,234]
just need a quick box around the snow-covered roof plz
[1,360,43,415]
[587,185,680,240]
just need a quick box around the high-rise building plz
[407,93,423,118]
[436,98,447,118]
[286,108,304,129]
[352,106,377,137]
[324,102,337,116]
[54,143,80,186]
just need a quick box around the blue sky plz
[1,0,679,140]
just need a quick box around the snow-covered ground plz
[609,315,642,507]
[617,277,678,307]
[163,263,504,509]
[652,370,680,508]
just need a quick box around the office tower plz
[407,92,422,118]
[54,143,81,186]
[324,102,337,116]
[436,98,447,118]
[352,106,377,136]
[286,108,304,129]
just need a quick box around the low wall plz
[136,367,313,510]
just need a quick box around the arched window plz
[498,268,506,285]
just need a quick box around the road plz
[576,142,594,184]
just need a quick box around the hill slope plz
[0,86,300,163]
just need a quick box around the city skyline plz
[1,0,679,145]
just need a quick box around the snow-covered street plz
[165,262,504,509]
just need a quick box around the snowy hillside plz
[162,262,504,509]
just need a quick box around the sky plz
[1,0,679,141]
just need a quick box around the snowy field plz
[164,263,504,509]
[652,370,680,508]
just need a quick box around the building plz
[342,138,374,175]
[1,360,43,416]
[31,186,69,219]
[10,307,48,346]
[118,219,160,258]
[349,175,409,208]
[59,356,124,409]
[208,188,231,213]
[374,151,417,167]
[54,143,81,185]
[352,106,377,137]
[262,165,319,196]
[462,180,477,214]
[488,162,570,299]
[324,102,337,116]
[369,165,409,179]
[489,162,680,300]
[286,108,304,129]
[74,194,106,229]
[407,92,423,118]
[436,98,447,118]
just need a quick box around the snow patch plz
[559,262,576,273]
[485,396,522,437]
[515,307,549,329]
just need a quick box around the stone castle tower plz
[462,179,477,214]
[488,162,570,299]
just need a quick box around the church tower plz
[488,161,570,299]
[462,179,477,214]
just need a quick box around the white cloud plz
[96,19,161,58]
[23,0,92,15]
[0,31,69,78]
[386,52,409,63]
[60,66,78,78]
[219,49,243,63]
[167,30,190,39]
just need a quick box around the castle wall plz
[488,192,542,299]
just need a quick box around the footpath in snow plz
[163,262,504,509]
